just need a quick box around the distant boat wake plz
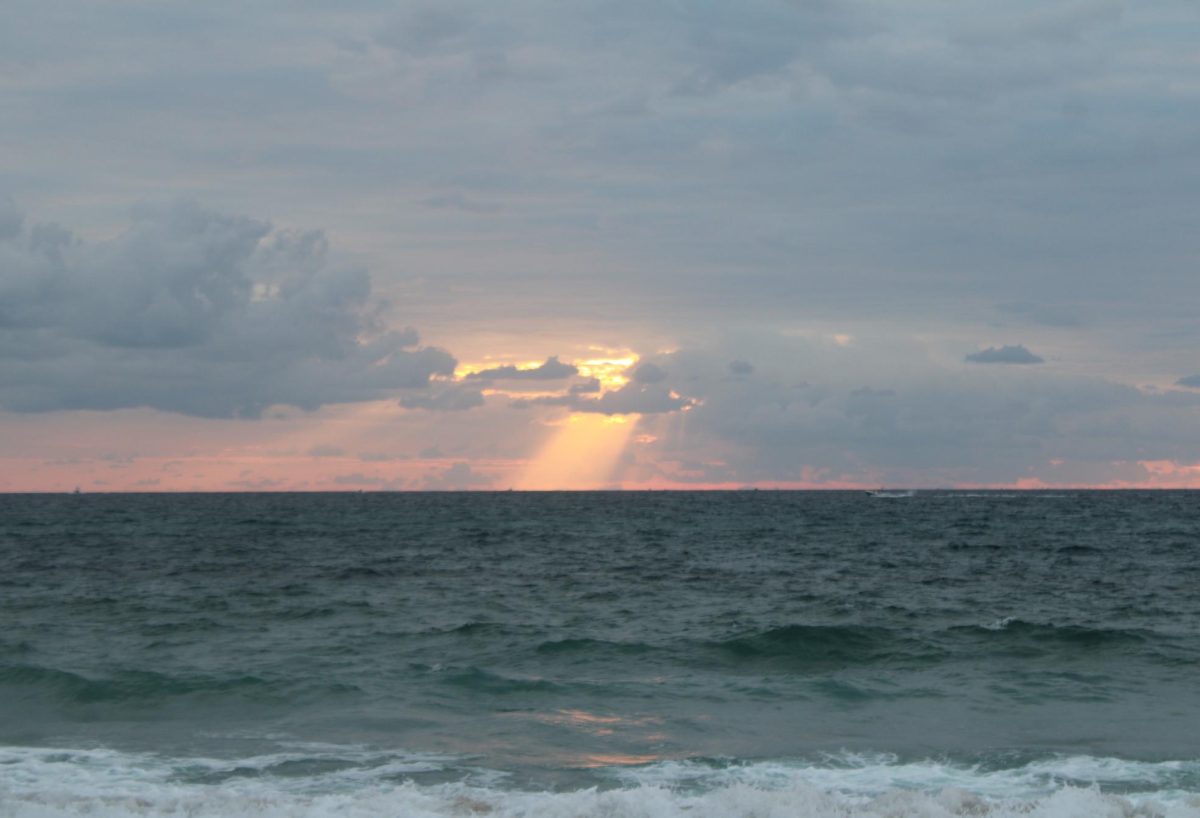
[865,489,916,498]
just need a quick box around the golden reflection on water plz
[506,709,672,768]
[531,709,663,732]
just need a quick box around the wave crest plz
[0,664,361,706]
[2,746,1199,818]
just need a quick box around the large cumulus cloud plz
[0,201,455,417]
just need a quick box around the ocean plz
[1,490,1198,817]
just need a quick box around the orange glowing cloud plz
[574,350,638,390]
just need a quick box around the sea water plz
[1,490,1198,816]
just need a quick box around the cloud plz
[995,301,1082,328]
[668,1,873,96]
[631,362,668,383]
[375,6,473,57]
[964,345,1045,365]
[955,2,1123,49]
[332,472,396,487]
[307,445,345,458]
[728,359,754,376]
[358,451,407,462]
[0,197,21,240]
[515,380,693,415]
[1176,376,1200,389]
[420,192,502,214]
[5,0,1198,349]
[466,355,577,381]
[421,461,492,490]
[0,200,456,417]
[5,2,1200,490]
[399,384,485,411]
[507,354,698,415]
[606,336,1200,487]
[575,381,692,414]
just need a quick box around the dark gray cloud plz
[1176,376,1200,389]
[399,384,485,411]
[631,362,668,384]
[0,200,456,417]
[466,355,577,381]
[4,0,1199,340]
[514,379,693,415]
[965,345,1045,365]
[569,377,601,394]
[728,360,754,376]
[578,381,693,414]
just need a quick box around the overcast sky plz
[3,0,1200,490]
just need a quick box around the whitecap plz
[2,746,1199,818]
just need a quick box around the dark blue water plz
[1,491,1198,816]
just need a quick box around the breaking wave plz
[1,746,1199,818]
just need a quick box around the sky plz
[3,0,1200,491]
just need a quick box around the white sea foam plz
[2,746,1199,818]
[614,753,1200,802]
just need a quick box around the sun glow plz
[452,349,638,392]
[453,358,548,379]
[515,413,637,490]
[575,352,638,390]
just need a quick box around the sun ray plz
[515,414,637,490]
